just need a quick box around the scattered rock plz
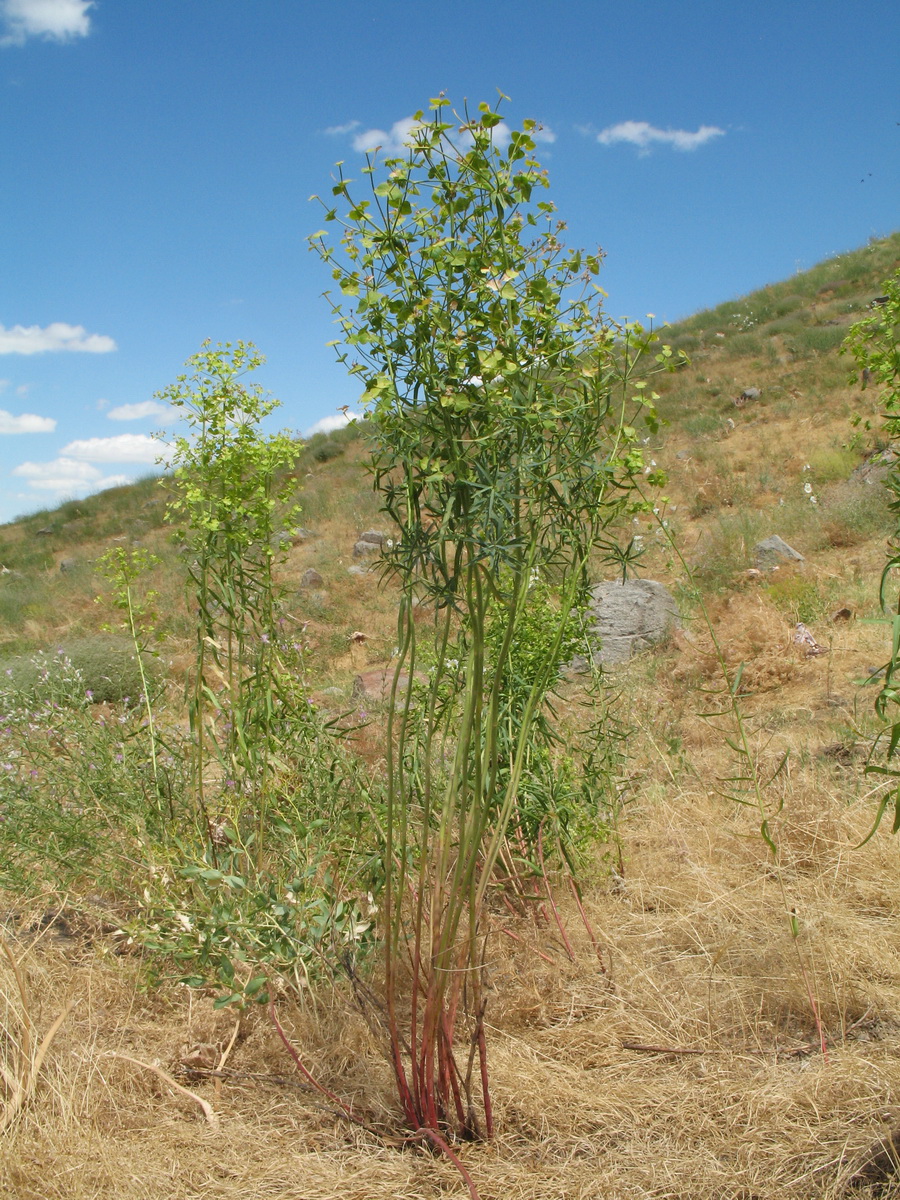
[851,448,897,487]
[675,450,692,461]
[347,565,370,577]
[848,1124,900,1190]
[300,568,324,588]
[59,557,78,574]
[745,568,763,580]
[733,387,760,407]
[794,622,827,657]
[577,579,680,667]
[753,535,805,568]
[35,527,54,536]
[831,607,854,622]
[293,527,317,542]
[353,541,381,558]
[359,530,387,546]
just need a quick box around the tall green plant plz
[843,269,900,831]
[157,341,301,859]
[313,97,671,1139]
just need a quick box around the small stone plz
[59,557,78,573]
[300,568,324,588]
[353,540,381,558]
[347,565,370,576]
[752,535,804,568]
[830,607,853,622]
[359,530,387,546]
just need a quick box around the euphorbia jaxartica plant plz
[312,96,673,1141]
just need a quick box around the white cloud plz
[0,0,93,46]
[350,115,544,156]
[0,322,116,355]
[12,457,129,495]
[353,117,423,155]
[304,411,362,437]
[106,400,169,422]
[0,408,55,433]
[59,433,165,463]
[596,120,724,154]
[324,120,360,136]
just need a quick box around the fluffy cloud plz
[106,400,169,422]
[324,120,360,136]
[353,117,423,155]
[12,457,129,495]
[59,433,165,463]
[350,116,554,156]
[0,0,93,46]
[0,322,116,355]
[0,408,55,433]
[304,411,362,437]
[597,121,724,153]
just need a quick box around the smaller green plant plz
[96,546,164,787]
[764,573,836,624]
[842,266,900,834]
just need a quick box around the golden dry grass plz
[5,669,900,1200]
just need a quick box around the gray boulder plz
[59,557,79,574]
[581,579,680,666]
[753,535,804,568]
[851,448,897,486]
[300,568,324,588]
[359,530,387,546]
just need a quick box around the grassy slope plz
[2,234,900,1199]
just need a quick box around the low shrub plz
[0,634,162,705]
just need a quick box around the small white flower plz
[802,463,811,471]
[810,495,818,505]
[803,482,813,494]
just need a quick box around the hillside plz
[2,235,900,1200]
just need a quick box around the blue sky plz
[1,0,897,523]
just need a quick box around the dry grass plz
[5,698,900,1199]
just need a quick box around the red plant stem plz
[499,927,556,965]
[408,1128,481,1200]
[538,824,575,961]
[268,999,367,1127]
[441,1009,467,1130]
[568,874,607,972]
[798,960,829,1063]
[476,1015,493,1139]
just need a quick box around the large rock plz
[582,579,679,666]
[851,448,897,487]
[752,535,804,568]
